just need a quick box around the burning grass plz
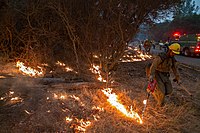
[0,57,200,132]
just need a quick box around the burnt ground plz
[0,60,200,133]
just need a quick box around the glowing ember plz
[90,64,106,82]
[102,88,143,124]
[65,67,73,72]
[24,110,32,115]
[10,96,23,104]
[53,93,58,99]
[56,61,66,67]
[66,117,73,123]
[11,97,20,101]
[74,119,92,132]
[53,93,67,100]
[70,95,80,101]
[93,115,100,121]
[9,91,14,95]
[60,95,65,99]
[56,61,77,73]
[93,55,99,58]
[0,97,5,100]
[0,76,6,79]
[41,63,48,66]
[70,95,85,106]
[16,61,44,77]
[92,106,104,112]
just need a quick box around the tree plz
[150,0,200,42]
[150,14,200,42]
[174,0,199,17]
[0,0,183,80]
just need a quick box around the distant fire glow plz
[102,88,143,124]
[121,47,152,62]
[16,61,44,77]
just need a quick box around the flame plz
[56,61,66,66]
[56,61,77,73]
[121,47,152,62]
[53,93,58,99]
[66,117,73,123]
[69,118,92,132]
[9,91,14,95]
[65,67,73,72]
[70,95,85,106]
[53,93,67,100]
[92,106,104,112]
[93,55,99,58]
[0,76,6,79]
[0,97,5,100]
[90,64,106,82]
[16,61,44,77]
[0,90,23,104]
[74,119,92,132]
[10,96,23,104]
[93,115,100,121]
[10,97,20,101]
[102,88,143,124]
[60,95,65,99]
[70,95,80,101]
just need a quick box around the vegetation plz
[150,0,200,42]
[0,0,182,78]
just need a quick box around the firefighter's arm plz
[149,56,162,81]
[171,61,180,83]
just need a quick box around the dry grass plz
[0,61,200,133]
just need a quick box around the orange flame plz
[121,47,152,62]
[69,118,92,132]
[90,64,106,82]
[53,93,67,100]
[75,119,92,132]
[102,88,143,124]
[56,61,66,67]
[16,61,44,77]
[66,117,73,123]
[56,61,77,73]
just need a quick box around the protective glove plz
[149,75,154,83]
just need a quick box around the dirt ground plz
[0,57,200,133]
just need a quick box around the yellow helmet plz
[168,43,180,54]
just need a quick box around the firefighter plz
[143,39,151,52]
[148,43,181,107]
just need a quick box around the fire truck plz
[171,33,200,56]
